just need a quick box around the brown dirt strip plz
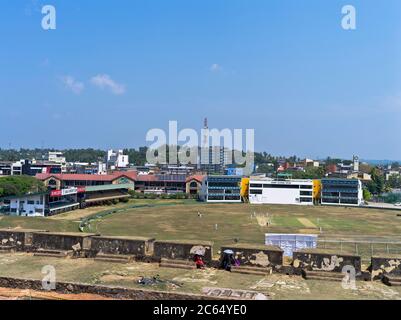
[0,287,115,300]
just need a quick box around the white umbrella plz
[190,246,206,256]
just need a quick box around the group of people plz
[193,249,239,271]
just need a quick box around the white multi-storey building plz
[107,150,129,169]
[48,151,67,172]
[249,178,314,205]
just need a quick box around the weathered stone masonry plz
[293,249,362,274]
[220,244,283,269]
[371,255,401,280]
[153,240,213,263]
[30,232,96,252]
[90,235,155,257]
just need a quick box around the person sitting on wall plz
[220,250,237,272]
[194,254,205,269]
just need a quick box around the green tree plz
[388,174,401,189]
[368,168,385,195]
[363,188,372,201]
[288,167,325,179]
[0,176,46,197]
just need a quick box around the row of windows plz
[208,182,240,188]
[250,184,313,190]
[17,200,43,205]
[249,190,313,196]
[208,190,238,195]
[10,208,43,214]
[322,192,358,198]
[322,180,359,186]
[208,195,241,201]
[322,198,358,204]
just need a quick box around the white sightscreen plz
[265,233,318,257]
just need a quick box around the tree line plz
[0,176,46,198]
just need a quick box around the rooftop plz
[36,171,138,182]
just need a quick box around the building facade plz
[200,175,242,203]
[48,151,67,172]
[249,178,314,205]
[6,193,46,217]
[321,178,363,206]
[36,171,137,190]
[106,150,129,169]
[0,161,22,176]
[199,146,229,175]
[185,175,205,195]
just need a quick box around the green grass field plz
[2,199,401,256]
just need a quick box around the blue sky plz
[1,0,400,160]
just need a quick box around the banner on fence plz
[265,233,318,257]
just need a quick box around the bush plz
[363,189,372,201]
[0,176,46,197]
[380,193,401,204]
[128,189,192,200]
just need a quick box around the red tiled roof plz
[36,171,138,182]
[186,175,206,183]
[135,174,158,182]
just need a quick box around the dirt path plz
[48,206,118,221]
[0,287,114,300]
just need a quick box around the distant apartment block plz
[106,150,129,169]
[47,151,67,173]
[0,161,22,176]
[199,146,229,175]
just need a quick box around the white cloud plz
[61,76,84,94]
[210,64,222,72]
[90,74,126,95]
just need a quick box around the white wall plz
[117,155,129,168]
[249,180,314,206]
[250,188,312,205]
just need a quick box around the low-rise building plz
[134,174,187,194]
[185,175,205,195]
[4,192,47,217]
[200,175,242,203]
[36,171,137,190]
[321,178,363,206]
[249,178,314,205]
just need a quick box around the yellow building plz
[313,179,322,203]
[240,178,250,202]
